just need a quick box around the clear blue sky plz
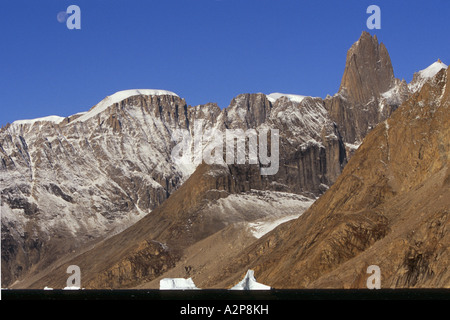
[1,0,449,126]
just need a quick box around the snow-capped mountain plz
[409,59,448,92]
[1,91,191,286]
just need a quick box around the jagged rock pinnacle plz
[339,31,395,104]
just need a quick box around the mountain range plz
[1,31,448,289]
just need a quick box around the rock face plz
[207,67,450,289]
[339,32,395,104]
[323,31,424,154]
[221,94,346,195]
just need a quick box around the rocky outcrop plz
[339,31,395,104]
[325,31,403,145]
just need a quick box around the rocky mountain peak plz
[339,31,395,104]
[409,60,448,93]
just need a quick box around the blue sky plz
[1,0,449,126]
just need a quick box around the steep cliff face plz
[326,32,404,146]
[339,32,395,104]
[208,67,449,289]
[219,93,346,196]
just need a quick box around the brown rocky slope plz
[20,162,314,289]
[205,67,450,289]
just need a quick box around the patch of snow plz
[439,81,447,102]
[73,111,88,116]
[12,115,65,126]
[230,270,271,290]
[210,190,315,239]
[345,141,362,151]
[417,61,447,79]
[160,278,199,290]
[325,133,338,140]
[73,89,179,123]
[63,286,81,290]
[248,214,300,239]
[151,240,169,251]
[266,92,306,103]
[409,60,448,92]
[210,190,315,230]
[333,91,348,100]
[300,138,324,151]
[381,87,396,101]
[378,100,385,113]
[364,96,375,106]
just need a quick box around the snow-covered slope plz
[377,60,447,120]
[409,60,448,92]
[266,92,306,103]
[73,89,179,123]
[11,115,65,126]
[202,190,315,234]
